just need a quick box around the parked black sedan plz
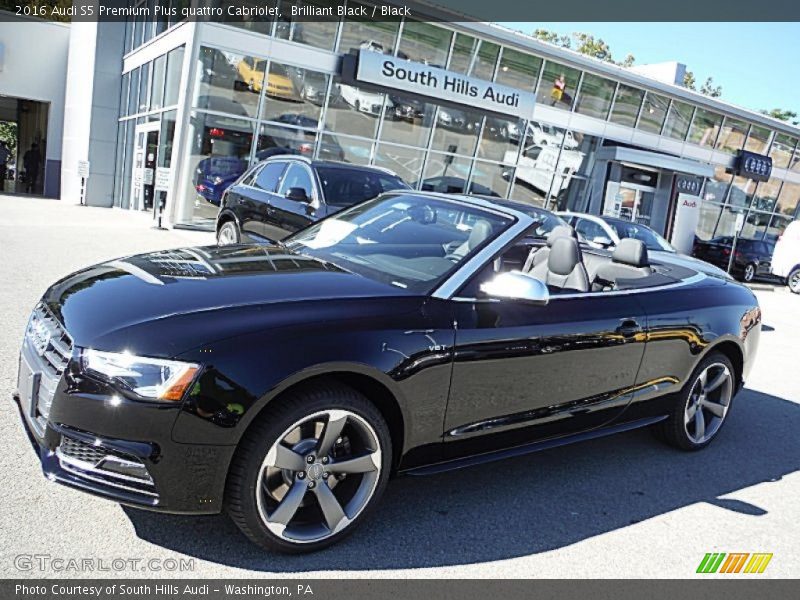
[15,193,760,553]
[216,156,409,244]
[692,236,776,282]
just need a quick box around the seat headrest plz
[613,238,649,268]
[546,225,578,248]
[468,219,493,250]
[548,236,583,276]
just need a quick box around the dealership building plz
[6,3,800,251]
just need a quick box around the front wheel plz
[655,352,735,451]
[226,384,391,553]
[788,267,800,294]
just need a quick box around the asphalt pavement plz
[0,195,797,578]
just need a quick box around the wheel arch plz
[216,208,240,233]
[701,338,744,392]
[235,366,407,471]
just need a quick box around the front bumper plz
[15,344,235,514]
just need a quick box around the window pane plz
[793,147,800,173]
[570,132,602,177]
[687,108,722,147]
[767,213,794,240]
[380,93,434,147]
[609,84,644,127]
[740,209,772,240]
[751,178,781,212]
[326,81,383,138]
[560,176,591,212]
[470,161,511,197]
[274,0,337,51]
[769,133,797,169]
[320,134,371,165]
[119,71,130,117]
[138,62,151,113]
[278,163,314,197]
[776,181,800,216]
[495,47,541,91]
[574,74,615,120]
[420,153,473,194]
[397,20,451,67]
[430,106,481,155]
[449,34,498,80]
[537,61,580,110]
[716,117,748,153]
[185,112,254,226]
[510,168,554,208]
[261,63,329,125]
[374,143,425,184]
[727,175,756,208]
[195,48,260,119]
[150,54,166,111]
[338,2,398,55]
[477,116,522,162]
[255,123,320,160]
[164,46,184,107]
[745,125,771,154]
[255,161,286,192]
[637,93,669,134]
[662,100,693,140]
[696,201,723,241]
[702,165,731,204]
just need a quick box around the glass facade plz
[111,5,798,242]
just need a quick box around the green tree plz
[761,108,799,126]
[0,121,18,157]
[683,71,697,90]
[699,77,722,98]
[532,29,572,49]
[533,29,635,68]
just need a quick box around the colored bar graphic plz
[744,553,773,574]
[697,552,772,574]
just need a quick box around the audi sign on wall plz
[734,150,773,182]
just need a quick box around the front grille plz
[20,303,73,433]
[57,435,158,498]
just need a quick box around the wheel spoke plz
[701,398,726,418]
[265,443,307,471]
[704,368,729,393]
[327,451,380,474]
[694,408,706,440]
[267,480,307,526]
[317,410,349,456]
[313,481,348,532]
[685,402,698,424]
[697,370,707,389]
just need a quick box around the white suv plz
[771,220,800,293]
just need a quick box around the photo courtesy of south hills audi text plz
[1,0,799,593]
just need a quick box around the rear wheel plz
[743,263,756,282]
[656,352,735,451]
[217,220,241,245]
[788,267,800,294]
[226,384,391,553]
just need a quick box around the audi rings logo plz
[29,318,51,356]
[677,178,701,195]
[744,156,770,177]
[736,150,773,182]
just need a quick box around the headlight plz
[81,349,200,402]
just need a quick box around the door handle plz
[615,319,642,338]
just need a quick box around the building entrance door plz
[129,122,160,211]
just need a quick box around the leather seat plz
[593,238,652,290]
[450,219,493,260]
[542,237,590,292]
[524,225,579,277]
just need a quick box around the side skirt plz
[401,415,667,476]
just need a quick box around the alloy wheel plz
[217,223,238,245]
[790,269,800,293]
[683,362,733,444]
[255,409,382,544]
[743,264,755,282]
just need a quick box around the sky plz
[498,22,800,117]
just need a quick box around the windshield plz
[527,209,567,239]
[284,194,514,293]
[607,220,675,252]
[317,167,410,208]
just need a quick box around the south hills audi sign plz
[354,49,536,118]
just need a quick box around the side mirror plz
[480,271,549,306]
[593,235,614,248]
[286,187,310,203]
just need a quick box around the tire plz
[354,99,361,113]
[788,267,800,294]
[742,263,756,283]
[226,383,392,553]
[217,220,241,245]
[655,352,736,451]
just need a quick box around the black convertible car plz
[15,193,760,553]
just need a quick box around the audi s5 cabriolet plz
[15,192,761,553]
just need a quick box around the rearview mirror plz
[286,187,310,203]
[480,271,549,305]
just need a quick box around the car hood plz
[42,244,405,355]
[651,250,732,280]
